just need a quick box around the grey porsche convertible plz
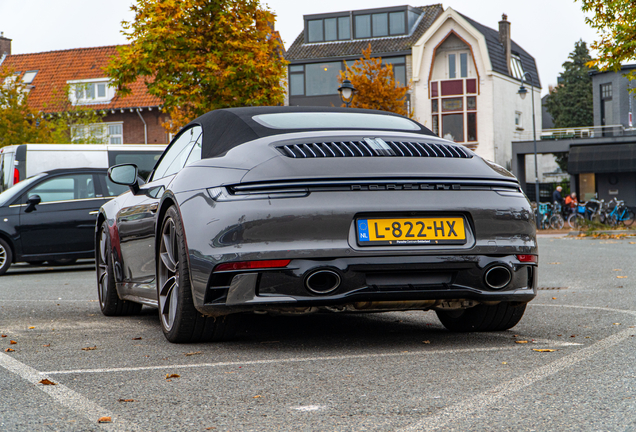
[97,106,537,343]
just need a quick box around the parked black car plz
[0,167,129,274]
[98,106,538,343]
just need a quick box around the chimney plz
[498,14,511,75]
[0,32,11,56]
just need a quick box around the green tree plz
[0,68,51,147]
[544,40,593,173]
[579,0,636,76]
[107,0,287,133]
[544,40,593,129]
[339,45,411,117]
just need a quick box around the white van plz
[0,143,166,192]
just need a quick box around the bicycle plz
[606,198,635,227]
[537,202,564,229]
[567,204,586,229]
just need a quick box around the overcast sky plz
[0,0,597,95]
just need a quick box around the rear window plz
[252,112,421,131]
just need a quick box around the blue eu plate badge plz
[357,220,370,242]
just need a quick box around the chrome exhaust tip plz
[484,266,512,289]
[305,269,341,295]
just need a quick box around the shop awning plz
[568,143,636,174]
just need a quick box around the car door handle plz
[89,211,99,215]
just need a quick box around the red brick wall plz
[103,110,171,144]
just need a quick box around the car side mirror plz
[108,164,141,195]
[25,194,41,213]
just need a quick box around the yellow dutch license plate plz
[356,217,466,246]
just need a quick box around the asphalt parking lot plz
[1,236,636,431]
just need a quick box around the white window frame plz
[67,78,115,105]
[510,55,525,80]
[71,121,124,144]
[515,111,523,130]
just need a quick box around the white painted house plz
[285,5,542,169]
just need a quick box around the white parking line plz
[398,327,635,431]
[41,346,517,375]
[0,352,139,431]
[398,304,636,432]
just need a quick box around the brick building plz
[0,36,170,145]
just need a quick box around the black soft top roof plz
[184,106,436,159]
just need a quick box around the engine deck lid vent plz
[277,140,472,159]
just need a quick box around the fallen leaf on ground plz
[548,262,561,265]
[570,335,576,338]
[557,334,562,336]
[28,326,35,329]
[39,379,56,385]
[184,351,201,356]
[97,417,112,423]
[117,399,135,403]
[206,428,216,430]
[253,395,262,398]
[5,348,14,352]
[613,323,621,325]
[617,276,627,279]
[613,269,622,271]
[422,340,431,344]
[42,344,50,347]
[132,337,142,340]
[81,346,97,351]
[515,340,528,344]
[533,349,556,352]
[166,374,180,379]
[552,297,557,300]
[1,335,6,338]
[502,362,507,364]
[9,340,16,344]
[630,242,636,244]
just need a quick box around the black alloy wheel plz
[96,222,142,316]
[157,206,237,343]
[0,238,12,275]
[435,302,527,332]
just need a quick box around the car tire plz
[97,222,142,316]
[157,206,238,343]
[0,238,12,275]
[435,302,527,332]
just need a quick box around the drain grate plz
[537,287,568,290]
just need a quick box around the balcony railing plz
[512,125,633,142]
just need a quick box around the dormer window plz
[68,78,115,105]
[22,70,37,84]
[510,54,525,80]
[304,6,420,43]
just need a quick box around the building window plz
[515,111,523,129]
[430,78,478,143]
[448,52,471,79]
[22,70,38,84]
[601,83,612,99]
[305,62,342,96]
[510,54,525,80]
[383,56,406,86]
[71,122,123,144]
[289,65,305,96]
[307,16,351,42]
[448,54,456,79]
[353,7,417,39]
[68,79,115,105]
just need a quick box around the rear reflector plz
[13,168,19,185]
[516,254,537,263]
[214,259,291,272]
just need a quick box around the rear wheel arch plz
[0,232,15,263]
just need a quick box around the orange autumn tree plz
[107,0,287,133]
[339,45,411,117]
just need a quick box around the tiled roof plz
[285,5,444,61]
[458,13,541,88]
[0,45,162,113]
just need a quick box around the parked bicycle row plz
[533,197,635,230]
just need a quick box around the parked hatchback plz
[0,167,130,274]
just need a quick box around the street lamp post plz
[518,72,540,229]
[338,79,356,108]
